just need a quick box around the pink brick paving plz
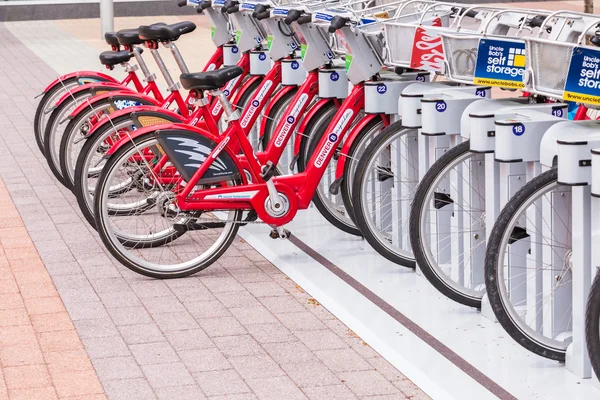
[0,19,428,400]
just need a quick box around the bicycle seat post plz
[132,46,156,82]
[148,44,180,91]
[163,42,190,74]
[212,90,239,121]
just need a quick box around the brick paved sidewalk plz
[0,19,427,400]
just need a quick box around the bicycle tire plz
[409,141,484,308]
[586,269,600,380]
[93,132,243,279]
[34,76,109,154]
[340,116,384,226]
[351,121,417,268]
[485,168,569,361]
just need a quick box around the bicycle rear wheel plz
[94,132,243,279]
[34,76,110,154]
[485,168,571,361]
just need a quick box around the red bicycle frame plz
[172,83,367,226]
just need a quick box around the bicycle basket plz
[440,33,480,83]
[526,39,575,97]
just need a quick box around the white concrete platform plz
[241,208,600,400]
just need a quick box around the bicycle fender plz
[232,74,261,107]
[104,123,219,158]
[68,91,159,119]
[335,113,382,180]
[258,85,296,137]
[85,106,185,138]
[42,71,117,94]
[53,82,129,109]
[293,98,335,156]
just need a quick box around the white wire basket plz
[523,11,600,99]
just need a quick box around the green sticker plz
[301,44,308,61]
[211,26,216,39]
[235,29,242,44]
[267,35,273,51]
[345,54,353,73]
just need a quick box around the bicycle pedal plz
[269,228,291,240]
[329,177,343,195]
[243,210,258,223]
[260,161,277,181]
[174,220,226,233]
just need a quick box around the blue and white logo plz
[273,8,288,16]
[286,116,295,124]
[473,39,526,88]
[114,99,143,110]
[258,53,266,61]
[252,100,260,107]
[376,84,387,94]
[289,42,297,50]
[552,108,564,117]
[328,133,338,142]
[330,72,339,81]
[223,89,230,96]
[476,89,486,97]
[563,47,600,106]
[416,75,425,82]
[435,101,446,112]
[325,51,334,60]
[291,61,299,70]
[512,123,525,136]
[314,12,333,22]
[231,46,239,54]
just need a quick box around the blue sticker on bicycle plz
[512,123,525,136]
[416,75,425,82]
[473,39,526,89]
[552,107,564,117]
[435,101,446,112]
[258,53,266,61]
[476,89,486,97]
[376,84,387,94]
[114,100,142,110]
[563,46,600,106]
[291,61,299,70]
[330,72,339,81]
[231,46,239,54]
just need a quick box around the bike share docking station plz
[241,6,600,400]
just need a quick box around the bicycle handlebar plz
[177,0,187,7]
[284,9,303,25]
[527,15,547,28]
[298,15,312,25]
[252,3,270,18]
[222,0,238,13]
[328,16,349,33]
[451,7,478,19]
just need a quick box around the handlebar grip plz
[465,9,478,18]
[177,0,187,7]
[256,11,271,20]
[297,15,312,25]
[222,0,237,13]
[200,0,211,9]
[527,15,547,28]
[328,16,349,33]
[252,3,269,18]
[284,9,302,25]
[226,5,239,14]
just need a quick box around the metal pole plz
[100,0,114,39]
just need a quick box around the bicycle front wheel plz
[94,133,243,279]
[485,168,572,361]
[586,269,600,380]
[352,122,418,267]
[409,141,486,308]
